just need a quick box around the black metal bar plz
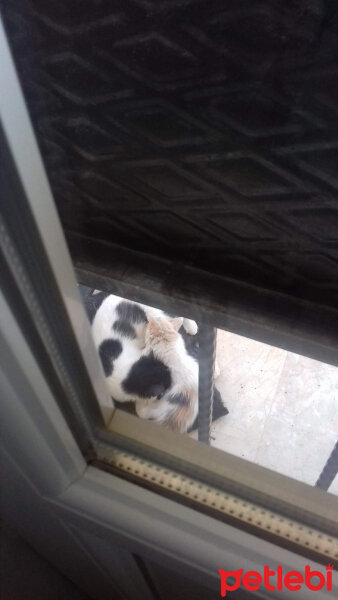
[198,325,216,444]
[316,440,338,491]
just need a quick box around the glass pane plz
[2,0,338,555]
[78,283,338,496]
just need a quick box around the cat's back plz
[92,294,120,345]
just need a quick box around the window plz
[1,5,337,583]
[78,282,338,494]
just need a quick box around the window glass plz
[2,0,338,552]
[79,284,338,495]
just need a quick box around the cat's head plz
[145,316,183,349]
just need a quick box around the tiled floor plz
[210,330,338,495]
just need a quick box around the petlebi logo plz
[219,564,333,596]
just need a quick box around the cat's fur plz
[91,292,198,404]
[81,285,228,432]
[135,317,199,432]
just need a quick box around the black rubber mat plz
[2,1,338,361]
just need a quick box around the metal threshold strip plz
[92,410,338,567]
[95,444,338,567]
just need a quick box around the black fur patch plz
[116,301,147,324]
[82,289,108,323]
[189,386,228,432]
[168,392,190,406]
[212,386,229,420]
[112,319,136,339]
[122,352,171,398]
[98,339,122,377]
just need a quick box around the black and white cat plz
[81,286,228,432]
[91,292,198,405]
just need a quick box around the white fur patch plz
[183,318,198,336]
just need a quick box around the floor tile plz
[328,474,338,496]
[212,329,338,493]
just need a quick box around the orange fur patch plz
[163,388,194,432]
[146,318,179,346]
[165,403,194,433]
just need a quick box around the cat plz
[80,285,228,431]
[135,316,199,432]
[90,291,198,404]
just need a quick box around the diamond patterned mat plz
[2,0,338,357]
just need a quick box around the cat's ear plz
[171,317,183,331]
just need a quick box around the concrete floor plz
[210,330,338,495]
